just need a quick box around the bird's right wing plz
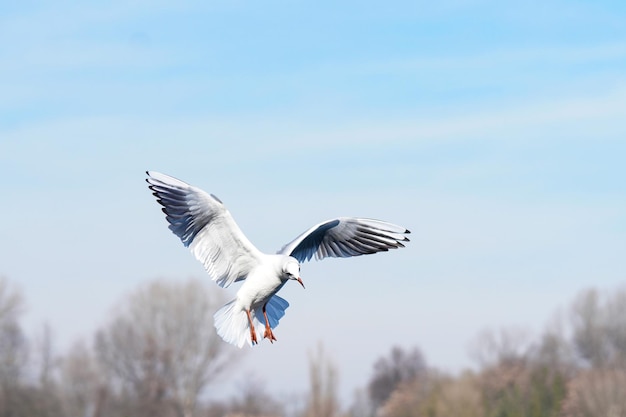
[146,171,263,288]
[278,217,410,263]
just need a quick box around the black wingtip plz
[405,229,411,234]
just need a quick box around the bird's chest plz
[237,267,285,307]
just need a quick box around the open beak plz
[297,277,305,289]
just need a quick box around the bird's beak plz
[297,277,305,289]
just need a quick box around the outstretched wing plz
[278,217,410,263]
[146,171,262,288]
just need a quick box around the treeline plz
[362,286,626,417]
[0,276,625,417]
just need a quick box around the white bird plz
[146,171,410,348]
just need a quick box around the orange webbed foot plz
[264,325,277,343]
[262,303,277,343]
[250,327,258,345]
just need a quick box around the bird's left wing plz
[146,171,263,288]
[278,217,410,263]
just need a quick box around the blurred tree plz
[302,344,340,417]
[478,359,567,417]
[378,370,484,417]
[432,372,483,417]
[205,376,284,417]
[0,277,29,415]
[346,388,374,417]
[532,315,575,372]
[378,376,433,417]
[561,368,626,417]
[473,324,569,417]
[603,286,626,364]
[570,289,611,368]
[0,278,65,417]
[367,346,427,409]
[95,279,238,417]
[0,277,27,385]
[58,340,109,417]
[469,326,531,367]
[32,323,55,387]
[569,286,626,368]
[30,323,64,415]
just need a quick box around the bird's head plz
[283,257,305,289]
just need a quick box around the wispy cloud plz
[347,42,626,74]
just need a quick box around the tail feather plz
[256,295,289,328]
[214,296,290,348]
[213,300,251,348]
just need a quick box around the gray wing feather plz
[146,171,262,288]
[278,217,410,263]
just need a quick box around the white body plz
[237,255,289,307]
[215,254,294,347]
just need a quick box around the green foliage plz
[480,363,567,417]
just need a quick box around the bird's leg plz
[245,309,258,345]
[262,303,277,343]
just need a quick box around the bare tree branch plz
[95,278,240,417]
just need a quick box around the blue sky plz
[1,0,625,404]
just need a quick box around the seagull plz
[146,171,410,348]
